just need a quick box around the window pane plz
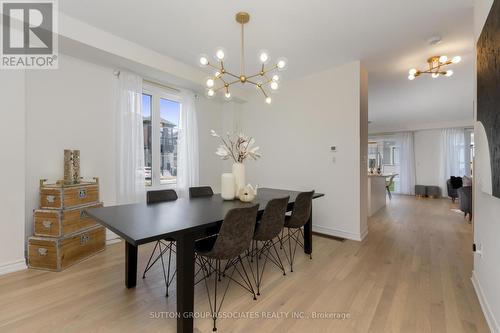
[142,94,152,186]
[159,98,180,184]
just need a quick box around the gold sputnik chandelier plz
[198,12,287,104]
[408,55,461,80]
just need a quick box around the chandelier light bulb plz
[445,70,454,77]
[199,55,209,67]
[272,74,280,82]
[206,89,215,98]
[265,97,272,104]
[270,81,279,90]
[408,75,415,80]
[432,73,439,78]
[259,51,269,64]
[439,55,448,63]
[224,92,231,100]
[277,57,287,71]
[452,56,461,64]
[409,68,417,76]
[215,71,221,78]
[216,49,225,61]
[206,78,215,88]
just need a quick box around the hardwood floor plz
[0,196,489,333]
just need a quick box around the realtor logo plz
[1,0,58,69]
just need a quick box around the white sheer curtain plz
[176,90,199,197]
[398,132,416,195]
[439,128,466,195]
[115,70,146,204]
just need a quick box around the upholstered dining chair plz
[195,205,259,332]
[250,196,289,295]
[281,191,314,272]
[189,186,214,198]
[143,189,178,297]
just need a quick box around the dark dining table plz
[86,187,324,333]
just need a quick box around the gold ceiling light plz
[198,12,287,104]
[408,55,461,80]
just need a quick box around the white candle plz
[221,173,235,200]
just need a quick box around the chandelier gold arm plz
[258,86,269,98]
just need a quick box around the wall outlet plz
[474,243,483,258]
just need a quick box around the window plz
[142,83,181,187]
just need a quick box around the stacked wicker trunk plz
[28,178,106,271]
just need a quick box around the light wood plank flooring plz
[0,196,489,332]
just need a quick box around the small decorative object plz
[211,130,261,194]
[238,184,258,202]
[221,173,236,200]
[64,149,81,185]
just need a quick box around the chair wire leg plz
[143,241,159,278]
[158,242,169,297]
[256,241,270,295]
[271,241,287,276]
[200,256,237,332]
[288,228,294,272]
[165,242,173,295]
[237,255,257,300]
[256,241,260,295]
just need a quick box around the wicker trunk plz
[28,226,105,271]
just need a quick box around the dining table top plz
[85,187,324,246]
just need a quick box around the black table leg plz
[125,242,138,288]
[176,234,195,333]
[304,209,312,255]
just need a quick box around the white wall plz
[24,54,227,245]
[0,71,27,274]
[414,129,442,187]
[25,55,117,243]
[472,1,500,332]
[239,61,368,241]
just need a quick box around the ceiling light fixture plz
[408,55,461,80]
[198,12,287,103]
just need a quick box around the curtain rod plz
[113,70,181,93]
[369,126,474,137]
[143,79,181,93]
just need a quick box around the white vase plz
[232,162,246,195]
[221,173,235,200]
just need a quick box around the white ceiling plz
[60,0,476,131]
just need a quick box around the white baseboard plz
[106,229,122,246]
[313,225,367,241]
[0,259,27,276]
[472,270,500,333]
[106,238,122,245]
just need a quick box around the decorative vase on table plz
[232,162,246,195]
[210,129,261,197]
